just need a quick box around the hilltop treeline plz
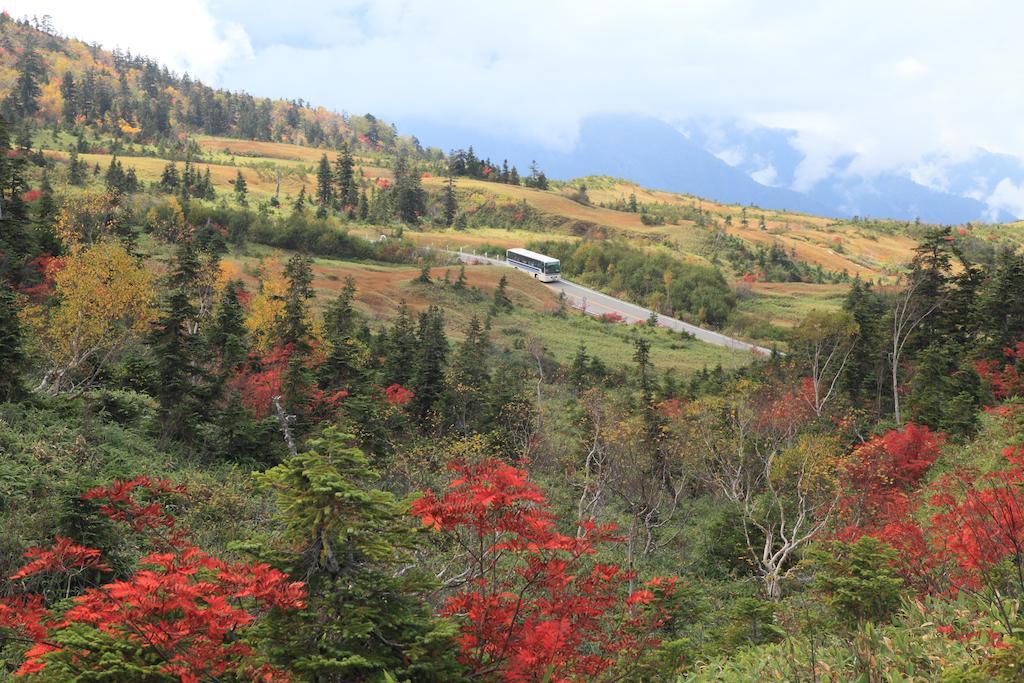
[0,13,431,157]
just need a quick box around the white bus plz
[506,248,561,282]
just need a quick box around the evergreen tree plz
[319,278,366,392]
[628,192,638,213]
[416,264,432,284]
[59,71,77,125]
[124,167,140,194]
[280,253,315,415]
[208,280,248,371]
[0,286,25,402]
[450,315,490,431]
[233,169,248,206]
[443,174,457,227]
[150,239,205,441]
[36,171,57,223]
[492,274,513,312]
[159,162,180,192]
[393,153,426,224]
[293,185,307,212]
[334,143,358,211]
[280,254,314,347]
[454,264,467,291]
[200,168,216,200]
[383,301,417,387]
[976,247,1024,355]
[3,38,45,120]
[68,149,87,185]
[254,429,461,680]
[315,153,333,219]
[357,189,369,220]
[569,343,590,394]
[840,277,886,410]
[411,305,448,422]
[0,115,32,282]
[104,156,126,193]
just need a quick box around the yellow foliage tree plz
[145,197,188,243]
[24,242,156,394]
[245,259,288,354]
[55,191,127,246]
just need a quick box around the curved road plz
[449,250,774,356]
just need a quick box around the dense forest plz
[5,11,1024,683]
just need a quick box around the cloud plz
[749,164,779,187]
[12,0,1024,185]
[7,0,252,84]
[986,178,1024,220]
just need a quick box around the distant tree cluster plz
[447,146,549,190]
[0,14,428,158]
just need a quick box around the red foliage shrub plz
[1,478,304,680]
[17,254,62,301]
[21,189,41,203]
[597,312,625,324]
[411,459,680,681]
[384,383,414,406]
[976,342,1024,400]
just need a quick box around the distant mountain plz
[405,114,1012,224]
[682,118,1017,224]
[405,114,830,215]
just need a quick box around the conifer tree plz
[0,285,25,402]
[3,38,44,120]
[68,148,87,185]
[200,168,216,200]
[450,315,490,431]
[0,115,32,282]
[569,343,590,393]
[334,143,358,212]
[357,189,369,220]
[59,71,77,125]
[280,254,315,414]
[416,264,432,284]
[105,156,126,193]
[151,239,205,441]
[208,280,249,371]
[280,254,313,347]
[293,185,307,212]
[254,428,461,679]
[453,263,468,290]
[411,305,448,422]
[159,162,180,192]
[319,278,366,392]
[628,192,638,213]
[383,301,417,387]
[492,274,513,312]
[36,171,57,223]
[443,174,457,227]
[393,153,426,224]
[315,153,333,219]
[234,169,248,206]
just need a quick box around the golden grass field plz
[59,131,944,352]
[150,137,919,282]
[220,249,753,372]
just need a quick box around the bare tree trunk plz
[272,395,298,457]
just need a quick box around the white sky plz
[10,0,1024,186]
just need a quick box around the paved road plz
[449,250,774,356]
